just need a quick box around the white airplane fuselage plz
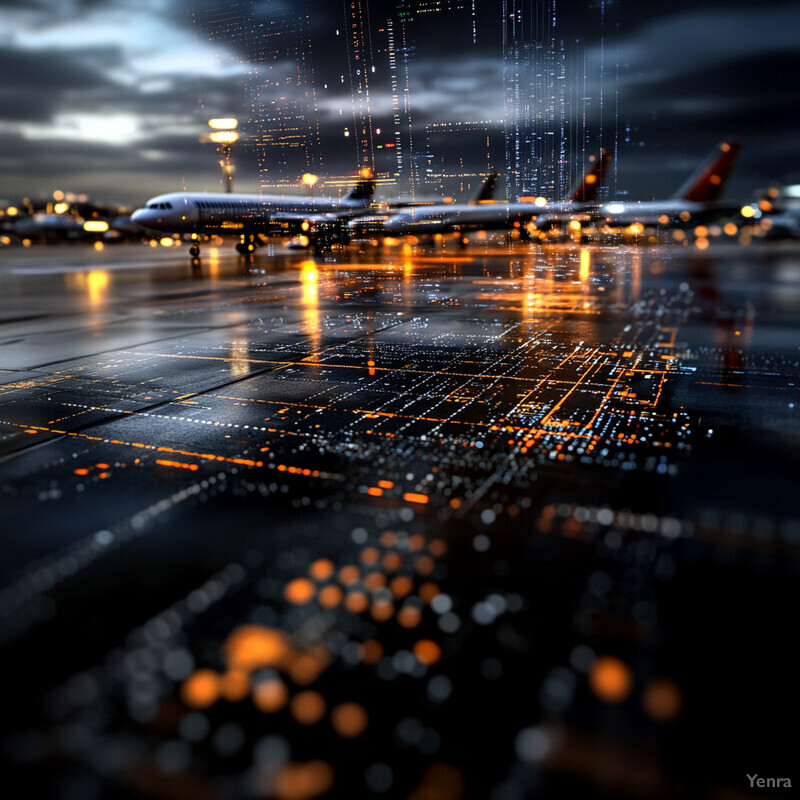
[382,200,581,234]
[130,191,370,236]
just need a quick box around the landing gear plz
[236,234,257,255]
[189,243,200,258]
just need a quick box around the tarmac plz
[1,239,798,799]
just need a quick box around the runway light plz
[6,207,18,216]
[83,220,109,233]
[208,118,238,130]
[159,237,174,247]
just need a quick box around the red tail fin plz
[681,141,741,203]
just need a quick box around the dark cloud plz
[1,1,799,203]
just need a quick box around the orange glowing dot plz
[318,584,343,608]
[590,655,632,703]
[95,462,109,469]
[397,606,422,629]
[344,591,369,613]
[181,669,220,709]
[378,480,394,490]
[379,530,396,546]
[284,577,316,605]
[274,760,334,800]
[408,534,426,551]
[417,764,466,799]
[73,468,89,476]
[418,582,440,603]
[287,648,330,686]
[364,572,387,591]
[695,237,709,250]
[382,552,402,571]
[415,555,435,575]
[367,360,375,366]
[219,670,250,702]
[253,678,289,713]
[361,640,384,665]
[366,486,383,497]
[224,625,290,672]
[412,639,442,666]
[98,471,110,479]
[390,575,414,598]
[330,702,369,738]
[449,498,462,509]
[643,678,682,721]
[338,565,360,585]
[309,559,335,581]
[370,599,395,622]
[403,492,429,505]
[428,539,447,557]
[360,547,380,565]
[290,690,327,725]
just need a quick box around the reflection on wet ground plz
[1,242,798,799]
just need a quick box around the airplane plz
[130,176,375,257]
[347,171,501,243]
[381,150,611,240]
[595,141,742,229]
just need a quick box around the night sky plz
[1,0,799,206]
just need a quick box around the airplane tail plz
[472,173,499,203]
[570,149,611,203]
[675,141,741,203]
[343,177,376,205]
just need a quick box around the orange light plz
[252,677,289,713]
[338,565,360,585]
[287,649,330,686]
[412,639,442,665]
[274,761,334,799]
[318,584,343,608]
[181,669,220,708]
[344,591,369,613]
[397,606,422,629]
[219,670,249,702]
[643,678,683,721]
[284,577,316,605]
[370,599,394,622]
[330,702,369,738]
[403,492,429,504]
[290,690,327,725]
[309,559,335,581]
[224,625,289,672]
[589,655,632,702]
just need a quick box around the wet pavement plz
[1,240,798,799]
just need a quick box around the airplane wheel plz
[235,242,248,255]
[189,244,200,257]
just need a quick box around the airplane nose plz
[130,209,147,226]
